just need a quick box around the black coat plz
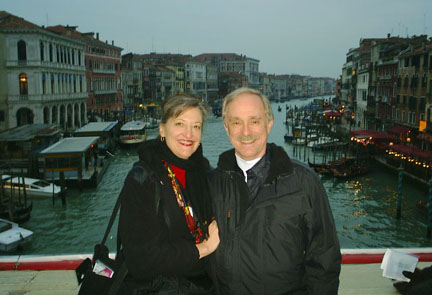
[209,143,341,295]
[117,140,212,294]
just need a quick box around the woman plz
[117,94,220,294]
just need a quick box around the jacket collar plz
[217,143,294,183]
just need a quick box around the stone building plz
[46,26,123,121]
[0,11,88,131]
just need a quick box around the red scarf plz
[163,161,204,243]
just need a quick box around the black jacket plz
[209,143,341,295]
[117,140,212,294]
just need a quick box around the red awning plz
[323,111,342,117]
[389,144,432,162]
[417,133,432,143]
[349,130,397,142]
[386,125,411,135]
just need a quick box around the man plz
[209,87,341,295]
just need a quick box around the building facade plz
[47,26,123,121]
[0,12,88,132]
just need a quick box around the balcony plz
[94,89,118,95]
[92,68,116,74]
[8,93,88,102]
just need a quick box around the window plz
[420,97,426,111]
[40,41,44,61]
[51,74,55,93]
[409,112,416,124]
[404,76,408,88]
[42,73,46,94]
[78,51,81,66]
[18,40,27,61]
[49,44,53,62]
[430,80,432,96]
[19,73,28,95]
[401,111,406,122]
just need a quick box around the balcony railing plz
[92,68,116,74]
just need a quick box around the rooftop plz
[0,124,61,142]
[40,137,98,155]
[74,121,118,134]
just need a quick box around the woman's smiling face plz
[159,107,203,159]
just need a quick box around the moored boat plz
[2,175,61,198]
[119,120,147,145]
[0,218,33,252]
[0,203,32,224]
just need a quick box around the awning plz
[323,111,342,117]
[417,133,432,143]
[386,125,411,135]
[389,144,432,162]
[349,130,397,142]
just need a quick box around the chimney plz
[96,32,99,40]
[112,40,114,45]
[387,33,390,38]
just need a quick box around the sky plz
[2,0,432,78]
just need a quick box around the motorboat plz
[119,120,147,145]
[2,175,61,198]
[0,218,33,252]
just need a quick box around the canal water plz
[14,96,432,255]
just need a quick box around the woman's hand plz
[196,220,220,259]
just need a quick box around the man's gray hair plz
[222,87,274,123]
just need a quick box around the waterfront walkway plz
[0,262,430,295]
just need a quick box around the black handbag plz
[75,192,127,295]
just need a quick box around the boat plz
[0,218,33,252]
[416,200,428,216]
[144,117,160,129]
[119,120,147,145]
[0,203,32,224]
[2,175,61,199]
[40,137,108,188]
[284,133,294,142]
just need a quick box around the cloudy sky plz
[3,0,432,78]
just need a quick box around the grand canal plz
[13,96,432,255]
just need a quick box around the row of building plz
[337,34,432,135]
[0,11,335,132]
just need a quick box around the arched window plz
[18,40,27,61]
[49,44,53,62]
[40,41,44,61]
[19,73,28,95]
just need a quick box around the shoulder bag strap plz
[101,191,122,245]
[107,176,162,295]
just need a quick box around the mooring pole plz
[396,165,403,219]
[427,178,432,238]
[60,171,66,206]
